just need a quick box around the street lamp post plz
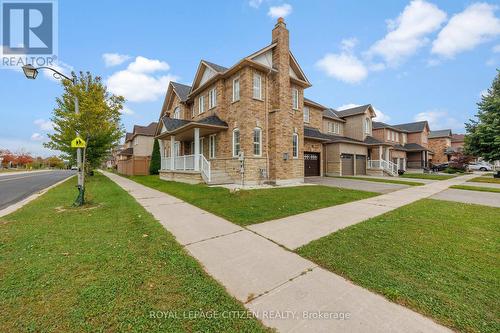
[22,64,85,205]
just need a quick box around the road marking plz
[0,172,59,183]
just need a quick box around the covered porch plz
[405,144,433,169]
[367,144,402,177]
[156,116,228,184]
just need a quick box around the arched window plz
[232,129,240,157]
[292,133,299,158]
[173,107,181,119]
[253,128,262,156]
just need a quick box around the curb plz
[0,175,75,218]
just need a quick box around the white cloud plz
[127,56,170,73]
[34,119,54,131]
[120,106,134,115]
[368,0,447,66]
[102,53,131,67]
[494,44,500,53]
[316,52,368,84]
[432,3,500,58]
[31,133,44,141]
[106,56,178,102]
[268,3,292,18]
[341,37,358,51]
[337,104,391,122]
[414,110,463,130]
[249,0,263,8]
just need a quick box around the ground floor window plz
[209,135,216,159]
[292,133,299,158]
[233,129,240,157]
[253,128,262,156]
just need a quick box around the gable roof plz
[171,82,191,102]
[158,115,228,137]
[133,122,158,136]
[372,121,408,132]
[202,60,228,73]
[304,97,326,109]
[392,121,429,133]
[336,104,374,118]
[124,132,133,142]
[429,129,452,139]
[322,108,345,122]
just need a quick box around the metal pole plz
[74,94,85,206]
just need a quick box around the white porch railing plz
[160,154,211,183]
[368,159,398,177]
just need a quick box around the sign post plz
[71,134,86,206]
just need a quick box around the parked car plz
[467,162,493,171]
[431,163,449,172]
[70,166,78,170]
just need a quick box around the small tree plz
[149,139,161,175]
[45,72,124,170]
[465,70,500,162]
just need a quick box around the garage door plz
[341,154,354,176]
[356,155,366,175]
[304,152,320,177]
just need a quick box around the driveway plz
[0,170,74,210]
[306,176,409,194]
[431,188,500,207]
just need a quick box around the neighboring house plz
[428,129,453,164]
[450,134,465,153]
[154,18,400,184]
[117,122,157,175]
[372,120,433,170]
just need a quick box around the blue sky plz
[1,0,499,157]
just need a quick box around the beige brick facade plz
[429,137,451,164]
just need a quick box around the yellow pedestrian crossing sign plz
[71,137,86,148]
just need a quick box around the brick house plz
[372,120,434,170]
[154,18,409,184]
[428,129,453,164]
[117,122,157,175]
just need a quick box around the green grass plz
[468,176,500,184]
[330,175,424,186]
[400,173,456,180]
[297,199,500,333]
[0,174,270,333]
[451,185,500,193]
[128,175,378,226]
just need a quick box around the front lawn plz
[468,175,500,184]
[400,173,456,180]
[129,175,378,226]
[450,185,500,193]
[0,174,269,333]
[330,175,424,186]
[297,199,500,333]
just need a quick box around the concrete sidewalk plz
[432,188,500,207]
[102,171,450,333]
[249,174,477,250]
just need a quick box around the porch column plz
[403,157,406,171]
[194,128,200,171]
[158,139,165,170]
[378,145,383,169]
[422,151,425,168]
[170,135,175,170]
[397,157,400,170]
[385,147,390,161]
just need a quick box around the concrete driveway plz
[431,188,500,207]
[306,176,410,194]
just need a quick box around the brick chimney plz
[271,17,290,111]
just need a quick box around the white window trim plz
[292,133,299,159]
[303,106,310,123]
[232,77,240,102]
[387,130,391,140]
[253,127,262,157]
[209,134,216,159]
[198,95,205,114]
[253,73,262,100]
[208,88,217,109]
[232,128,240,157]
[292,88,299,110]
[190,105,195,118]
[173,106,181,119]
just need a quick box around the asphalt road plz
[0,170,75,210]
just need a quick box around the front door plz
[304,152,320,177]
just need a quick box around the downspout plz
[265,68,272,182]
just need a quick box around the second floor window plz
[364,118,371,135]
[253,128,262,156]
[253,73,262,99]
[173,107,181,119]
[402,133,407,144]
[303,106,310,123]
[208,88,217,109]
[292,88,299,110]
[387,130,391,140]
[198,95,205,114]
[191,105,195,118]
[233,78,240,102]
[292,133,299,158]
